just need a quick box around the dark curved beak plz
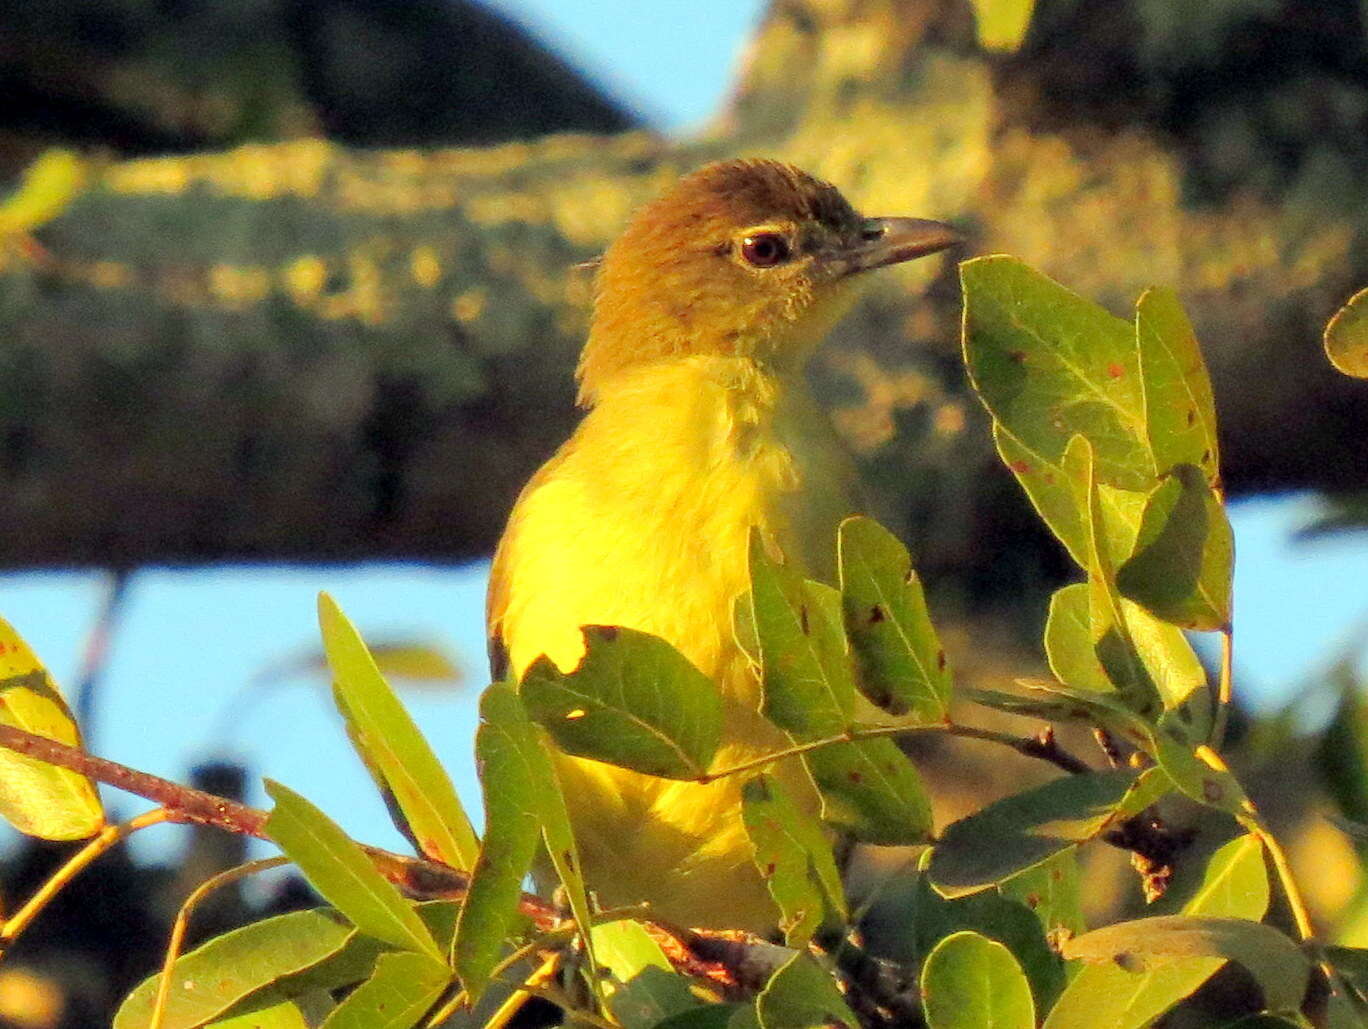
[834,217,963,276]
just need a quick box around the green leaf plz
[0,616,104,840]
[968,0,1036,51]
[320,951,451,1029]
[1061,916,1308,1014]
[1325,285,1368,379]
[1044,584,1207,711]
[1149,720,1249,815]
[522,625,722,780]
[207,999,311,1028]
[1326,944,1368,994]
[961,256,1152,491]
[748,533,932,843]
[264,781,439,960]
[534,745,599,1001]
[114,910,358,1029]
[837,516,951,721]
[999,851,1086,940]
[653,1006,757,1029]
[756,953,858,1029]
[804,737,933,844]
[921,931,1035,1029]
[1134,287,1220,482]
[1063,436,1162,717]
[590,920,700,1028]
[452,684,545,1003]
[882,865,1067,1014]
[992,424,1149,573]
[928,769,1148,897]
[1116,466,1234,631]
[741,773,847,946]
[318,594,479,872]
[1043,834,1269,1029]
[749,534,858,737]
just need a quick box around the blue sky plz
[2,2,1366,866]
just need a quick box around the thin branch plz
[0,724,552,921]
[150,856,290,1029]
[697,719,1090,783]
[1210,626,1235,750]
[0,808,172,951]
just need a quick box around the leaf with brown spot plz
[838,516,951,722]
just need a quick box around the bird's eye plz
[740,233,791,268]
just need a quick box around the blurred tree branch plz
[1,0,1366,584]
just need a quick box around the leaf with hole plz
[522,625,722,780]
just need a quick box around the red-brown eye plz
[740,233,791,267]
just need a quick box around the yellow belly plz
[487,357,856,930]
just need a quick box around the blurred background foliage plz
[1,0,1368,1025]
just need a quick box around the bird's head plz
[576,158,960,404]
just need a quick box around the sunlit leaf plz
[1062,436,1165,716]
[1044,834,1269,1029]
[264,782,439,960]
[921,931,1035,1029]
[1044,584,1207,711]
[804,737,933,844]
[962,256,1152,491]
[999,851,1086,941]
[929,769,1149,897]
[319,951,450,1029]
[1135,287,1220,482]
[590,920,700,1028]
[1062,916,1307,1014]
[522,625,722,780]
[749,534,858,736]
[1115,466,1233,631]
[1325,285,1368,379]
[0,616,103,840]
[452,684,545,1003]
[837,515,951,721]
[114,910,359,1029]
[756,952,857,1029]
[741,773,847,946]
[748,533,932,843]
[992,424,1149,573]
[318,594,478,872]
[207,998,312,1028]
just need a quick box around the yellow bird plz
[487,159,959,931]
